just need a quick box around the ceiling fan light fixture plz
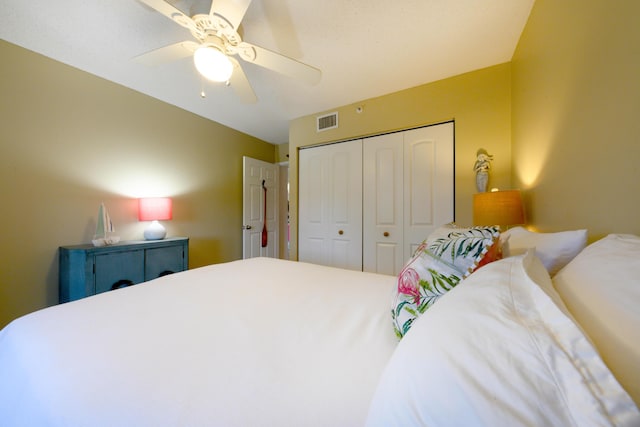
[194,46,233,82]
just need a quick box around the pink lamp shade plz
[138,198,172,240]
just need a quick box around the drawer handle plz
[111,279,134,291]
[383,232,390,237]
[338,230,344,235]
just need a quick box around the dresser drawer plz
[146,245,184,280]
[95,250,145,294]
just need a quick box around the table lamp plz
[138,197,172,240]
[473,190,525,228]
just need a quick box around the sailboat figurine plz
[92,202,120,247]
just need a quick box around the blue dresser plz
[59,237,189,303]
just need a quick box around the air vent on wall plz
[317,112,338,132]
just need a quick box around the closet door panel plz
[363,133,404,275]
[330,150,352,223]
[299,148,328,265]
[406,139,435,225]
[403,123,454,259]
[372,243,399,276]
[328,141,363,271]
[299,140,362,271]
[301,237,325,265]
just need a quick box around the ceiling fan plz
[135,0,321,103]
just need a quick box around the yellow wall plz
[288,63,512,259]
[0,40,275,328]
[275,143,290,163]
[5,0,637,328]
[511,0,640,239]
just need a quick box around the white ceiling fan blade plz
[228,57,257,104]
[239,42,321,85]
[138,0,197,31]
[134,41,199,66]
[210,0,252,31]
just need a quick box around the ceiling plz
[0,0,534,144]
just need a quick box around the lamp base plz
[144,220,167,240]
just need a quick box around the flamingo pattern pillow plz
[392,226,501,338]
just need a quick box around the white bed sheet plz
[0,258,398,426]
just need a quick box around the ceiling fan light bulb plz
[194,47,233,82]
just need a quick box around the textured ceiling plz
[0,0,534,144]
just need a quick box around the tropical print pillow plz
[392,226,501,338]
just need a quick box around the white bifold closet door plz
[362,132,404,275]
[363,123,455,275]
[298,139,363,271]
[299,122,454,275]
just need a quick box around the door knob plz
[242,225,252,230]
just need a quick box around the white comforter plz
[4,254,638,427]
[0,258,398,426]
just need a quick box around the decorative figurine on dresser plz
[473,148,493,193]
[59,237,189,303]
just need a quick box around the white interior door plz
[243,157,278,259]
[299,140,363,270]
[363,132,404,275]
[298,122,454,273]
[363,122,455,274]
[403,122,455,258]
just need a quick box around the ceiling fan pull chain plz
[199,73,207,98]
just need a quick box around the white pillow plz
[366,251,639,427]
[504,226,587,276]
[553,234,640,407]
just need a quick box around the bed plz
[1,226,639,426]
